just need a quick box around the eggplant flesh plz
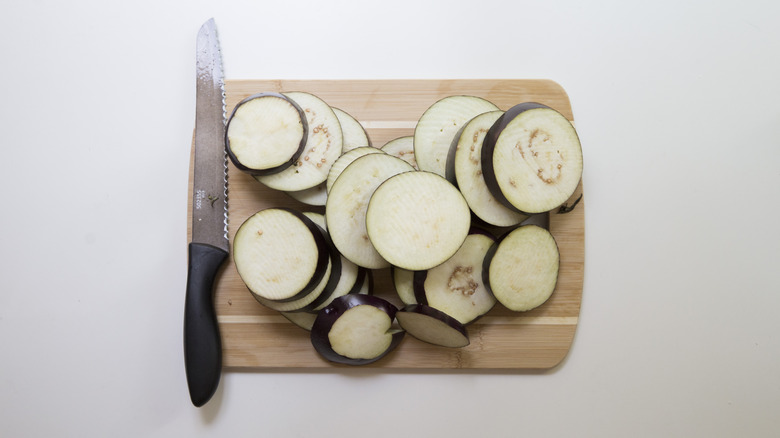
[252,248,334,312]
[392,266,417,306]
[286,181,328,207]
[226,92,307,175]
[482,224,560,312]
[333,107,371,151]
[413,230,496,325]
[325,146,385,193]
[281,311,318,331]
[381,136,417,169]
[365,171,471,271]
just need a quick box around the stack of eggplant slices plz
[227,91,583,365]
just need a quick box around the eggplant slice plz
[333,107,371,151]
[482,224,560,312]
[381,136,418,169]
[255,91,344,192]
[325,146,385,193]
[396,304,469,348]
[286,181,328,207]
[481,102,583,214]
[413,229,496,325]
[446,111,527,227]
[233,208,330,303]
[413,95,499,177]
[281,311,318,331]
[250,223,340,312]
[365,171,471,271]
[392,266,417,306]
[226,92,307,175]
[311,295,405,365]
[325,154,415,269]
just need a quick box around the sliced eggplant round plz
[233,208,329,303]
[413,229,496,325]
[311,294,405,365]
[365,171,471,271]
[226,92,307,175]
[481,102,583,214]
[396,304,469,348]
[381,136,417,169]
[413,95,499,177]
[325,146,385,193]
[333,107,371,151]
[250,219,342,312]
[482,224,560,312]
[281,311,318,331]
[325,153,415,269]
[391,266,417,306]
[255,91,344,192]
[286,181,328,206]
[446,111,527,227]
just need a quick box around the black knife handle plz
[184,242,228,407]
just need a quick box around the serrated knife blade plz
[184,17,228,408]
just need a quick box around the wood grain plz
[188,79,584,370]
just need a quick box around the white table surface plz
[1,1,779,436]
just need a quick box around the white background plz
[1,1,779,436]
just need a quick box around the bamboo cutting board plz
[188,79,584,370]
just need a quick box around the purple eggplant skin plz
[412,270,428,305]
[348,267,369,295]
[443,122,469,186]
[225,92,308,176]
[398,304,469,346]
[480,102,551,214]
[481,238,501,301]
[412,226,495,305]
[244,208,330,304]
[310,294,405,366]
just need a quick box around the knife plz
[184,18,229,408]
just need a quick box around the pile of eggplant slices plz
[227,91,583,365]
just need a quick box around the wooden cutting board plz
[188,79,584,370]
